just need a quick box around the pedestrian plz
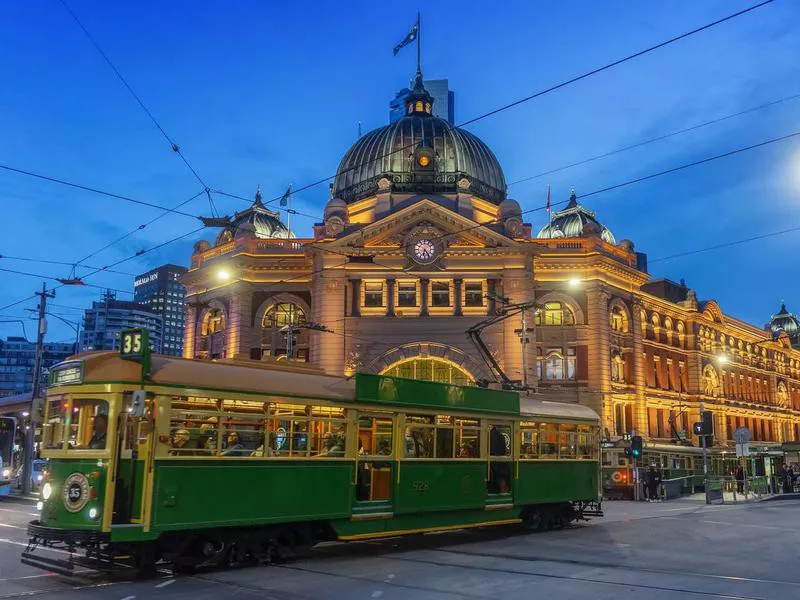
[735,466,744,494]
[654,465,663,502]
[781,464,792,494]
[646,465,657,502]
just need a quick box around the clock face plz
[418,154,430,167]
[413,239,437,263]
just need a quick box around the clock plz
[413,239,437,263]
[417,154,430,167]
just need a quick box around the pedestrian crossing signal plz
[630,435,643,458]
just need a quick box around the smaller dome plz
[536,191,615,245]
[499,198,521,219]
[769,303,800,337]
[324,197,347,219]
[193,240,211,254]
[215,186,291,245]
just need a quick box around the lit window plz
[364,282,384,308]
[610,305,628,332]
[535,302,575,326]
[464,282,484,307]
[431,282,450,307]
[397,281,417,307]
[262,303,306,328]
[415,100,423,112]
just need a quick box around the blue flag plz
[393,18,419,56]
[279,185,292,207]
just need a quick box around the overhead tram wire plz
[0,254,134,277]
[57,0,218,216]
[237,0,775,210]
[0,164,202,220]
[508,90,800,186]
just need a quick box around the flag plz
[546,184,551,213]
[280,185,292,207]
[393,17,419,56]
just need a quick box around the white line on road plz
[120,596,136,600]
[0,507,39,517]
[0,523,22,528]
[0,573,54,582]
[371,592,383,599]
[701,520,800,531]
[154,579,176,589]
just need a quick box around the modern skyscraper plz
[0,337,75,397]
[133,264,188,356]
[389,78,454,124]
[81,291,163,354]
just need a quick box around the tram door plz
[353,414,394,513]
[486,422,513,500]
[111,394,155,526]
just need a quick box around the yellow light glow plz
[568,278,581,288]
[716,354,729,365]
[217,269,231,281]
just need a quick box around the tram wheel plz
[521,508,544,531]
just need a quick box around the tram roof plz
[520,398,600,423]
[51,352,599,422]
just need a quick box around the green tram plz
[24,345,601,575]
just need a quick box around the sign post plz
[734,427,751,498]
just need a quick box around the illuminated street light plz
[217,269,231,281]
[716,354,729,365]
[568,278,581,288]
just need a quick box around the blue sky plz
[1,0,799,342]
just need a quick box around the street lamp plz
[568,277,581,288]
[715,354,729,366]
[216,268,231,281]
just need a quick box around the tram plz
[23,330,602,575]
[0,416,16,496]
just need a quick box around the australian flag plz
[393,17,419,56]
[279,184,292,207]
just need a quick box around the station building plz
[182,71,800,450]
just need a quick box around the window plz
[464,281,484,307]
[540,423,558,457]
[358,415,393,457]
[559,424,577,459]
[610,305,628,332]
[382,357,473,386]
[431,281,450,307]
[44,397,109,451]
[364,282,384,307]
[357,415,393,501]
[203,309,225,335]
[566,347,576,380]
[520,424,540,458]
[536,301,575,326]
[397,281,417,307]
[543,348,575,381]
[262,303,306,328]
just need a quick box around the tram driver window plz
[63,399,109,450]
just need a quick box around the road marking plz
[0,507,38,517]
[154,579,175,589]
[701,520,799,531]
[371,592,383,598]
[120,596,136,600]
[0,523,22,528]
[0,573,55,582]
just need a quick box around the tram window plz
[358,415,393,456]
[456,418,480,458]
[64,399,109,450]
[270,403,311,457]
[577,425,594,459]
[435,415,455,458]
[488,424,511,457]
[404,414,434,458]
[559,424,577,459]
[220,399,264,457]
[540,423,558,458]
[520,422,540,459]
[169,396,221,455]
[44,396,66,450]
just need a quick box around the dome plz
[498,198,521,219]
[215,187,291,245]
[536,191,616,245]
[332,72,506,205]
[769,303,799,337]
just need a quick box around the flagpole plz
[287,184,292,239]
[547,184,552,230]
[416,12,421,74]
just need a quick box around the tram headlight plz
[41,482,52,500]
[88,507,98,520]
[1,468,9,479]
[36,501,43,511]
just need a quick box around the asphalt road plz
[2,496,799,599]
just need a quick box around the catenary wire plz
[56,0,217,215]
[0,254,134,277]
[507,90,800,186]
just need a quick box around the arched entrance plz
[380,356,474,386]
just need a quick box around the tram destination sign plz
[48,362,84,386]
[119,328,152,378]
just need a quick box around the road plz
[1,496,799,599]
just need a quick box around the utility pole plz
[700,401,710,505]
[22,283,54,496]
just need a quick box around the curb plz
[756,493,800,503]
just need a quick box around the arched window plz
[535,301,575,326]
[202,309,226,335]
[664,317,673,346]
[609,305,629,333]
[677,321,686,348]
[381,357,473,386]
[415,100,424,112]
[262,303,306,329]
[198,308,226,360]
[260,303,308,362]
[702,364,720,397]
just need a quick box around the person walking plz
[735,466,745,495]
[781,464,792,494]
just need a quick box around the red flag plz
[546,184,551,212]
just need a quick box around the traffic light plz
[630,435,643,458]
[693,411,714,447]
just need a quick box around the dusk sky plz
[1,0,799,343]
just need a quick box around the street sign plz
[734,427,751,445]
[736,442,750,457]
